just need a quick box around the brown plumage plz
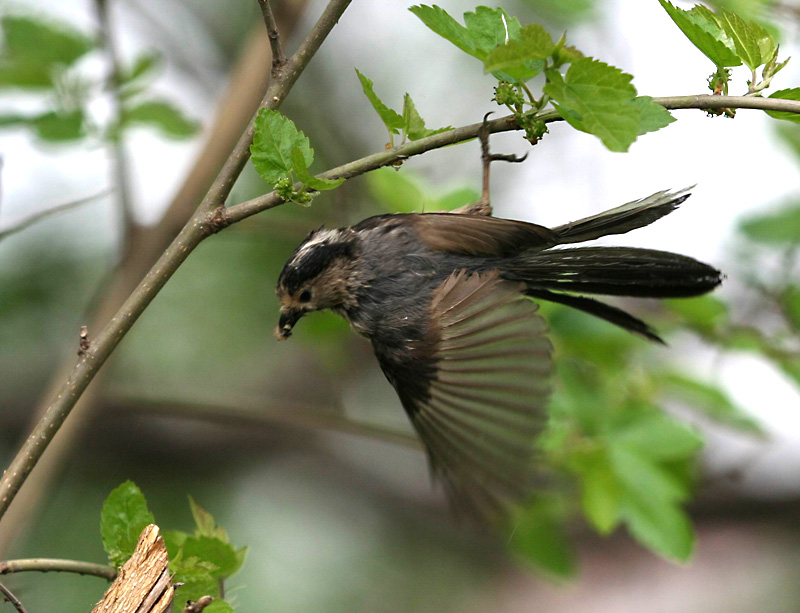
[274,187,721,524]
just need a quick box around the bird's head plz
[275,227,360,340]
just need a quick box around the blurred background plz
[1,0,799,610]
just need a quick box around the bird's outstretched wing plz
[371,269,553,524]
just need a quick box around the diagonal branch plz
[0,558,116,581]
[0,0,352,523]
[0,581,26,613]
[258,0,287,76]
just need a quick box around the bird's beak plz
[274,307,304,341]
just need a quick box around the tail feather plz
[525,288,665,343]
[507,246,722,298]
[552,188,692,245]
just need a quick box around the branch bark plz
[0,558,116,581]
[0,581,26,613]
[0,0,351,526]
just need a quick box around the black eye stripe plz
[299,290,311,302]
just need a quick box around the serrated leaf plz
[463,6,522,57]
[291,147,343,191]
[355,69,404,135]
[658,0,741,68]
[410,5,521,61]
[719,9,773,70]
[483,22,553,83]
[634,96,675,135]
[250,109,313,185]
[620,493,695,562]
[100,481,156,568]
[543,58,640,152]
[122,100,199,139]
[508,497,576,578]
[739,199,800,244]
[765,89,800,124]
[409,5,479,58]
[189,496,228,541]
[662,373,763,433]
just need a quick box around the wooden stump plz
[92,524,173,613]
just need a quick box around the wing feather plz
[372,269,553,524]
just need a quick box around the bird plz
[274,187,721,524]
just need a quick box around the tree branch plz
[0,189,112,242]
[0,581,26,613]
[0,0,352,523]
[258,0,287,77]
[0,558,116,581]
[226,93,800,222]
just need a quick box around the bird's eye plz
[298,289,312,303]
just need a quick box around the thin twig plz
[0,189,112,242]
[258,0,287,77]
[0,581,26,613]
[0,558,116,581]
[94,0,138,253]
[0,0,352,523]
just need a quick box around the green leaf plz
[434,187,480,211]
[739,200,800,244]
[122,100,199,139]
[719,9,774,70]
[572,450,621,534]
[765,89,800,124]
[170,556,219,610]
[634,96,675,135]
[366,167,426,213]
[613,414,703,460]
[100,481,156,568]
[662,373,763,433]
[290,147,343,191]
[409,5,480,59]
[610,444,690,503]
[119,51,161,85]
[543,58,640,152]
[32,110,85,141]
[250,109,313,185]
[204,601,235,613]
[0,15,94,89]
[162,530,188,559]
[782,286,800,330]
[666,295,728,334]
[657,0,741,68]
[181,536,241,579]
[619,493,695,562]
[355,69,404,135]
[483,22,554,83]
[401,94,450,140]
[409,5,521,61]
[508,497,576,578]
[189,496,229,541]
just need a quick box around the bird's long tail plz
[552,187,692,244]
[505,245,722,342]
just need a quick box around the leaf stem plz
[0,558,116,581]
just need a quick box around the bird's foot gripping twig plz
[454,113,527,216]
